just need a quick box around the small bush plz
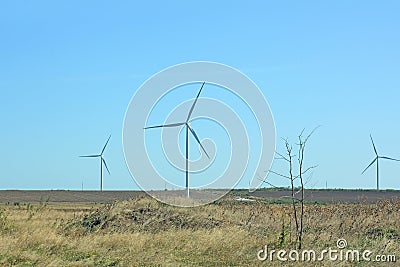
[0,209,13,233]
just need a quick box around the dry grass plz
[0,196,399,266]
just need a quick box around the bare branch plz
[301,165,318,175]
[296,126,320,146]
[275,151,290,162]
[299,128,305,137]
[304,125,321,145]
[305,176,318,189]
[268,170,291,180]
[256,173,280,188]
[294,187,302,196]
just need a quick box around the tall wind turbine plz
[361,134,400,190]
[144,82,210,198]
[80,135,111,191]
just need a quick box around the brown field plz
[1,189,400,204]
[0,190,399,266]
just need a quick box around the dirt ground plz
[0,189,399,204]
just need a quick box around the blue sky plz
[1,1,400,190]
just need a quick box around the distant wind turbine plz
[144,82,210,198]
[80,135,111,191]
[361,134,400,190]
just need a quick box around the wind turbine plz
[80,135,111,191]
[361,134,400,190]
[144,82,210,198]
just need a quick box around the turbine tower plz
[80,135,111,191]
[144,82,210,198]
[361,134,400,190]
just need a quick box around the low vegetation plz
[0,196,399,266]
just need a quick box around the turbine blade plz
[380,156,400,162]
[186,82,205,122]
[361,158,377,174]
[80,155,100,158]
[144,122,185,129]
[370,134,378,156]
[102,158,110,175]
[101,135,111,155]
[188,125,210,159]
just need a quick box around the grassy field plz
[0,195,399,266]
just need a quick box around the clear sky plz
[1,1,400,190]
